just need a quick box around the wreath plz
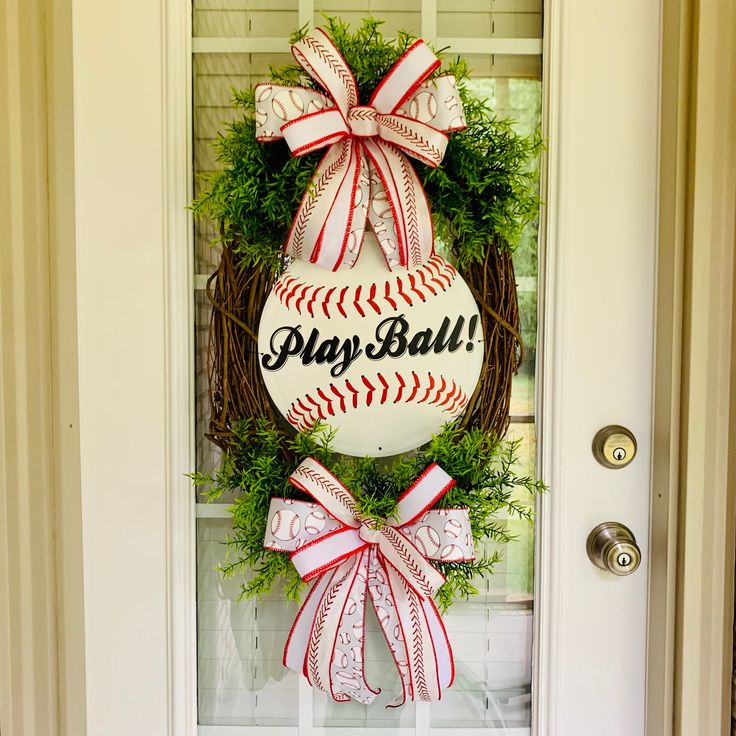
[192,17,545,705]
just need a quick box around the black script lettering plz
[447,314,465,353]
[313,336,363,378]
[432,315,465,354]
[330,336,363,378]
[262,325,304,371]
[408,328,435,356]
[432,316,452,353]
[300,328,320,366]
[366,315,409,360]
[261,325,363,377]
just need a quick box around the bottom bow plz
[263,458,475,705]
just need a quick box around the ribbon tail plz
[366,550,412,706]
[384,561,442,703]
[422,596,454,688]
[286,139,353,264]
[364,139,434,269]
[312,142,369,271]
[329,550,381,704]
[283,572,332,675]
[305,554,366,701]
[365,156,402,270]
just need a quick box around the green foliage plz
[192,418,545,611]
[191,17,541,272]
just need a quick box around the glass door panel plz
[193,2,542,731]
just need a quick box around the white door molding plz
[71,0,195,732]
[162,0,197,733]
[535,0,661,733]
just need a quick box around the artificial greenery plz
[191,17,542,273]
[193,418,545,612]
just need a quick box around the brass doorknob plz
[586,522,641,576]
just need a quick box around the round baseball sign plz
[258,234,484,457]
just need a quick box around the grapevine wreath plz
[193,18,545,706]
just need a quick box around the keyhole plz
[617,552,631,567]
[613,447,626,461]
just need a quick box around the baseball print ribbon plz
[263,457,475,705]
[255,29,466,272]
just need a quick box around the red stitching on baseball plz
[306,286,323,318]
[317,387,335,416]
[287,372,469,431]
[407,273,424,301]
[272,257,457,317]
[294,283,310,313]
[378,373,389,404]
[406,372,421,402]
[395,277,412,307]
[436,380,457,409]
[367,284,380,314]
[337,286,349,318]
[322,286,336,317]
[346,379,359,408]
[384,281,398,310]
[417,373,435,404]
[394,371,406,403]
[331,383,346,413]
[353,285,366,317]
[362,375,375,406]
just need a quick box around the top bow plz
[255,29,466,271]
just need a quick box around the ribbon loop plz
[255,29,466,271]
[264,458,474,705]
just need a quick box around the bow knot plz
[255,30,466,271]
[358,520,383,544]
[348,106,380,137]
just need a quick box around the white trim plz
[191,37,541,56]
[164,0,197,733]
[298,0,314,29]
[297,675,314,736]
[421,0,438,43]
[534,0,660,734]
[532,0,561,730]
[436,38,542,55]
[196,503,231,518]
[197,728,530,736]
[192,37,291,54]
[416,702,431,735]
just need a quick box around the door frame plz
[650,1,736,734]
[12,0,733,735]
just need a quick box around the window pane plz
[193,4,543,732]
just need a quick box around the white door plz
[191,2,659,734]
[189,1,660,735]
[71,0,660,734]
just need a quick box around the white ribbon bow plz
[264,457,475,705]
[255,29,466,272]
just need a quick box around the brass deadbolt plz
[592,425,637,469]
